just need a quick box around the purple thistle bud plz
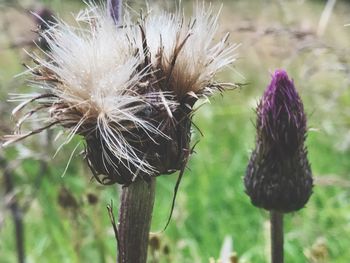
[244,70,313,212]
[108,0,122,24]
[33,8,56,31]
[33,7,56,51]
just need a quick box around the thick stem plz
[117,178,156,263]
[270,211,284,263]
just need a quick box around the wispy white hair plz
[142,3,239,99]
[3,2,238,184]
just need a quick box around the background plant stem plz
[117,178,156,263]
[2,159,25,263]
[270,211,284,263]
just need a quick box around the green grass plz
[1,0,350,262]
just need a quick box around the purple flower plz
[34,8,56,31]
[33,7,56,51]
[108,0,122,24]
[244,70,313,212]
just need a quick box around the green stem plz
[117,178,156,263]
[2,158,25,263]
[270,211,284,263]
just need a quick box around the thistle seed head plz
[3,3,237,185]
[244,70,313,212]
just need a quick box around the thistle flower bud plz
[107,0,122,24]
[3,3,238,185]
[244,70,313,212]
[33,7,56,31]
[33,7,56,51]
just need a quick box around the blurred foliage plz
[1,0,350,262]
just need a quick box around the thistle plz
[244,70,313,263]
[245,69,313,212]
[3,2,238,186]
[2,1,238,262]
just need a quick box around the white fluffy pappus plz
[3,2,239,184]
[141,3,239,99]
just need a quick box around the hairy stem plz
[270,211,284,263]
[117,178,156,263]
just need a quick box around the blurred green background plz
[1,0,350,262]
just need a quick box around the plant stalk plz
[117,178,156,263]
[270,211,284,263]
[2,159,25,263]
